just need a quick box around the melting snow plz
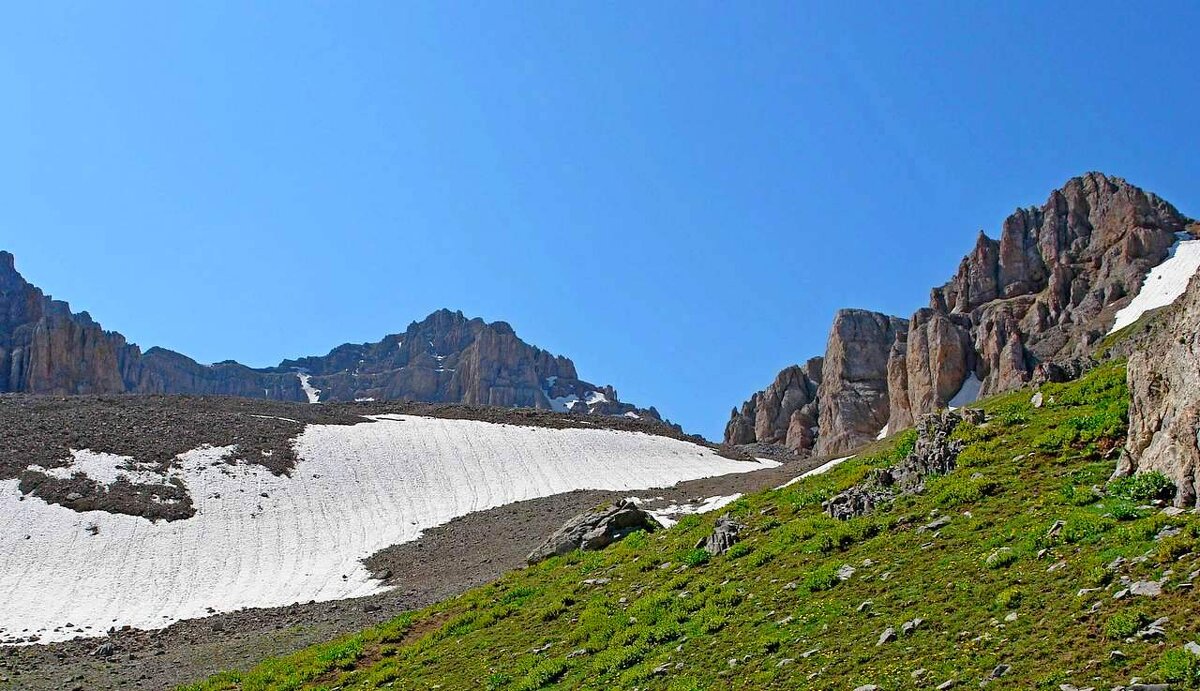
[585,391,609,406]
[30,450,172,487]
[548,394,580,413]
[296,373,321,404]
[776,455,856,489]
[0,416,775,643]
[875,424,889,441]
[645,494,744,529]
[947,373,981,409]
[1109,232,1200,334]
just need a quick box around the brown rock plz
[816,309,907,456]
[1120,272,1200,507]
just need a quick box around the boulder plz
[695,514,743,556]
[526,500,660,564]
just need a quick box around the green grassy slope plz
[183,363,1200,690]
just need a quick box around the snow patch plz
[1109,233,1200,334]
[0,416,774,643]
[296,373,321,404]
[875,424,889,441]
[647,494,744,529]
[31,450,173,488]
[947,373,981,409]
[776,455,856,489]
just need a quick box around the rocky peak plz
[0,254,660,422]
[726,172,1194,457]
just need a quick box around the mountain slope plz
[0,253,658,419]
[727,172,1196,456]
[182,363,1200,690]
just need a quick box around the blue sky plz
[1,2,1197,439]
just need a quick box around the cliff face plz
[279,309,654,418]
[815,310,908,456]
[726,173,1194,455]
[0,254,657,420]
[1119,271,1200,507]
[0,251,132,395]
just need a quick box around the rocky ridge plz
[1119,270,1200,507]
[0,253,658,420]
[727,173,1195,456]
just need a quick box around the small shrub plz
[1103,610,1147,640]
[514,658,568,691]
[1108,472,1176,504]
[994,587,1022,610]
[1155,534,1198,563]
[985,547,1017,569]
[1158,647,1200,684]
[1107,499,1141,521]
[622,530,649,550]
[1060,483,1101,506]
[802,564,840,592]
[725,542,753,559]
[681,548,710,567]
[591,644,646,674]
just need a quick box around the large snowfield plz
[0,415,775,644]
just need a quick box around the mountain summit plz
[0,257,659,420]
[726,172,1197,456]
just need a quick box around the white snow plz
[354,398,376,403]
[0,416,776,643]
[1109,232,1200,334]
[585,391,610,406]
[30,450,171,487]
[646,494,744,529]
[875,424,890,441]
[296,373,321,404]
[548,393,580,413]
[776,455,856,489]
[624,411,640,419]
[947,373,982,409]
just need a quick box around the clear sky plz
[2,3,1197,439]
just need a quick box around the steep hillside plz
[180,363,1200,690]
[0,253,657,418]
[727,172,1196,456]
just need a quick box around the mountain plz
[726,172,1197,456]
[0,254,660,420]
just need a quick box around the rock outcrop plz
[1119,271,1200,507]
[726,173,1194,456]
[526,499,660,564]
[724,357,822,453]
[816,310,908,456]
[824,408,982,520]
[0,251,133,395]
[0,253,659,420]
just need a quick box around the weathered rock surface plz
[1119,271,1200,507]
[724,358,822,453]
[824,408,981,520]
[0,253,659,420]
[696,513,743,556]
[816,310,907,456]
[526,500,660,564]
[727,173,1194,455]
